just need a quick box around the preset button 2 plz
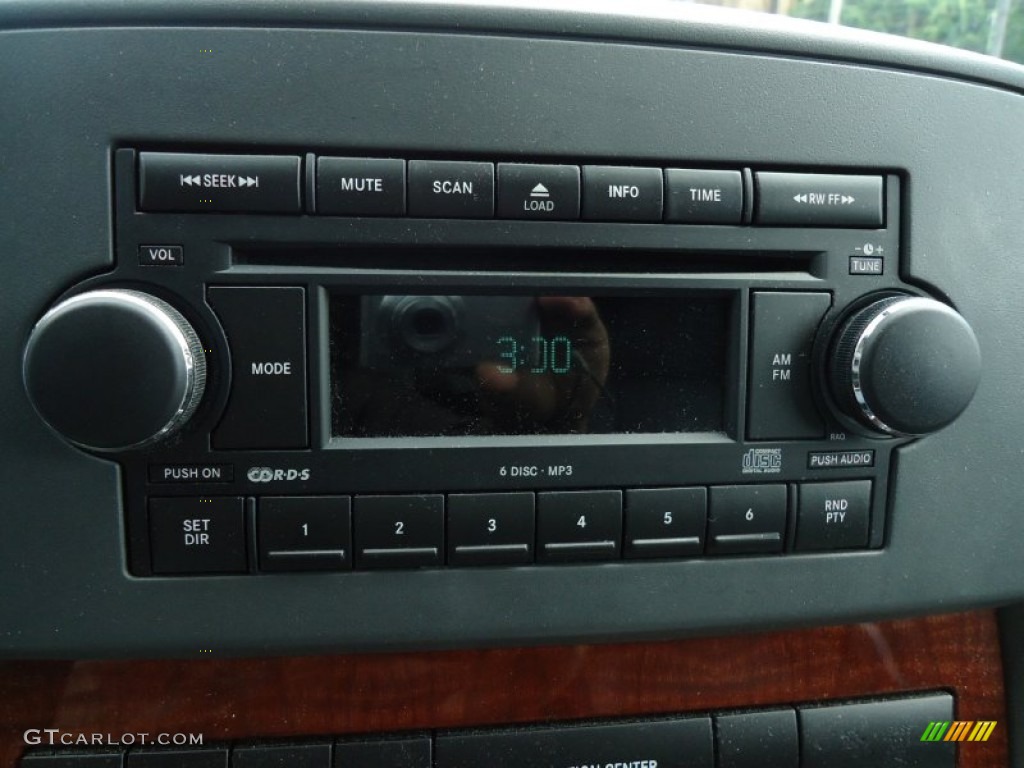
[354,495,444,568]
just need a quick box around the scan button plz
[408,160,494,218]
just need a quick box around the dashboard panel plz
[2,1,1024,765]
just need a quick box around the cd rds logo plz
[247,467,312,483]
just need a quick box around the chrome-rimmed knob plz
[828,295,981,437]
[23,289,206,452]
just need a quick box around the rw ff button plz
[796,480,871,551]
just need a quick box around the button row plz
[147,481,871,575]
[138,152,884,228]
[20,694,953,768]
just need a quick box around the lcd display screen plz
[330,294,730,437]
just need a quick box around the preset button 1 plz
[258,496,352,571]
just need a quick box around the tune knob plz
[23,289,206,451]
[828,294,981,437]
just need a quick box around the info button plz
[582,165,663,222]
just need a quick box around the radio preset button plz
[408,160,494,218]
[354,495,444,569]
[707,485,787,555]
[496,163,580,220]
[317,157,406,216]
[664,169,743,224]
[258,496,352,572]
[755,172,883,228]
[748,291,831,441]
[149,496,247,575]
[447,492,535,566]
[537,490,622,562]
[582,166,663,222]
[208,286,308,450]
[625,487,707,558]
[796,481,871,552]
[138,152,302,214]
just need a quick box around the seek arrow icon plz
[179,174,201,187]
[239,176,259,188]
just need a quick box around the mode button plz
[208,286,308,450]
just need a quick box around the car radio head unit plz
[20,149,981,578]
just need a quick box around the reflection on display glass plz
[331,294,730,437]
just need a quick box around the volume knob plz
[23,289,206,451]
[828,295,981,437]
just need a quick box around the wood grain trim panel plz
[0,610,1005,767]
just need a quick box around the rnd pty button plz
[149,497,246,574]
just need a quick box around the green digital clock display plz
[332,293,729,438]
[496,335,573,375]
